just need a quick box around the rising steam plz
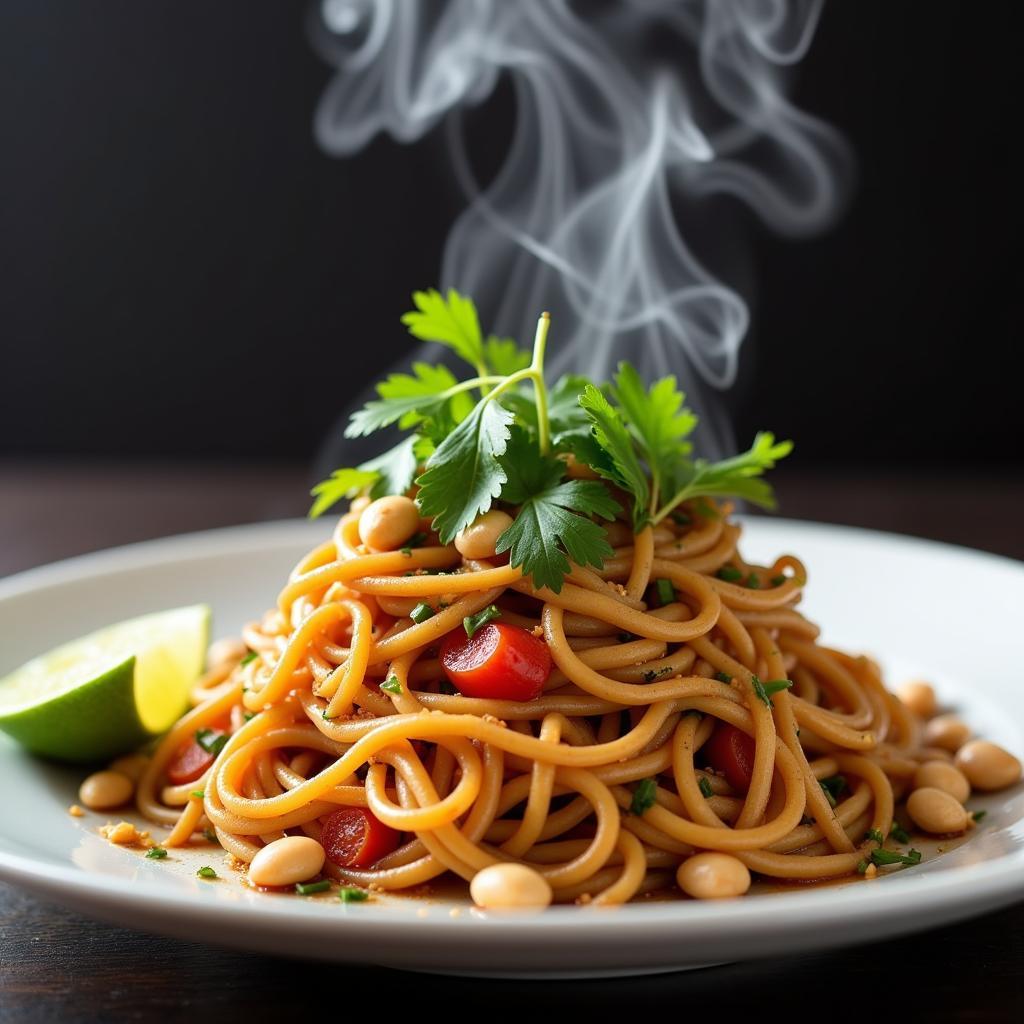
[310,0,850,455]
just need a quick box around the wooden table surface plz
[1,461,1022,1021]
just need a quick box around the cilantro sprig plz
[310,289,793,593]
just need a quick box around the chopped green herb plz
[770,574,787,587]
[243,711,256,722]
[196,866,218,879]
[889,821,911,844]
[761,679,793,698]
[410,602,435,624]
[750,675,791,708]
[380,676,403,695]
[338,887,370,903]
[239,651,258,666]
[698,776,714,799]
[745,575,761,589]
[865,828,885,846]
[870,848,921,868]
[195,728,228,755]
[190,790,205,800]
[464,604,501,638]
[400,546,413,556]
[818,776,846,808]
[400,532,427,554]
[630,778,658,815]
[714,671,733,683]
[670,511,691,527]
[295,880,332,895]
[716,566,743,582]
[146,847,168,859]
[202,828,221,846]
[972,809,987,823]
[654,578,676,606]
[855,859,869,875]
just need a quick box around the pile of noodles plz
[135,490,936,904]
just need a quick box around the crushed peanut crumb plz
[68,804,85,818]
[864,863,878,879]
[576,893,593,905]
[101,821,144,846]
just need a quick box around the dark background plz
[0,1,1020,468]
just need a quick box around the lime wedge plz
[0,605,210,763]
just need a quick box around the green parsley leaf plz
[771,574,787,587]
[190,790,205,800]
[295,880,331,895]
[609,362,696,501]
[972,809,987,823]
[698,776,714,799]
[483,335,531,375]
[630,778,658,815]
[360,435,420,501]
[578,383,650,530]
[746,574,761,589]
[495,478,618,593]
[146,847,168,859]
[309,467,378,519]
[196,866,217,879]
[865,828,885,846]
[464,605,501,638]
[714,671,733,683]
[716,566,744,582]
[657,431,793,517]
[416,398,514,543]
[401,289,486,370]
[409,603,434,624]
[380,676,403,695]
[346,362,461,438]
[239,651,257,666]
[856,859,869,875]
[195,729,228,755]
[338,887,370,903]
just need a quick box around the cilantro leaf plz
[499,426,564,500]
[579,384,650,529]
[361,434,419,500]
[483,336,531,375]
[495,437,619,592]
[659,432,793,515]
[309,435,420,518]
[309,467,378,519]
[416,399,514,543]
[401,289,485,371]
[609,362,696,495]
[345,362,459,438]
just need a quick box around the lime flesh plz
[0,605,210,763]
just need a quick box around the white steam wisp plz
[311,0,850,455]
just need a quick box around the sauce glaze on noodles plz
[136,498,936,904]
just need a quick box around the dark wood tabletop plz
[1,461,1022,1022]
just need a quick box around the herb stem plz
[530,312,552,455]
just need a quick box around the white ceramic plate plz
[1,519,1022,978]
